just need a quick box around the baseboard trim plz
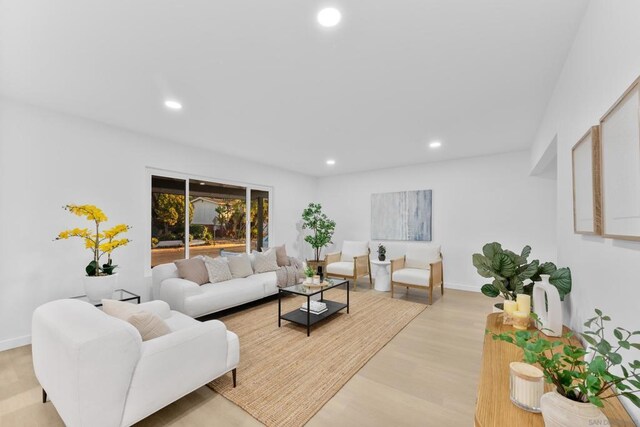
[0,335,31,352]
[444,282,480,293]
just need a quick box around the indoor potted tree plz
[472,242,572,310]
[56,204,131,302]
[301,203,336,274]
[488,309,640,426]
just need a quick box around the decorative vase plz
[378,254,386,261]
[83,273,118,302]
[533,274,563,337]
[540,391,608,427]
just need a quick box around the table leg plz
[307,295,311,337]
[278,291,282,327]
[347,280,350,313]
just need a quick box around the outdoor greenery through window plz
[151,175,270,267]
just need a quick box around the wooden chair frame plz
[390,254,444,305]
[324,248,373,291]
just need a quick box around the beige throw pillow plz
[127,311,171,341]
[228,253,254,278]
[262,245,290,267]
[102,299,170,341]
[253,249,279,273]
[203,256,233,283]
[174,258,209,285]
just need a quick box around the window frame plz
[146,167,273,276]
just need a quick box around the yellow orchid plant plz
[56,204,131,276]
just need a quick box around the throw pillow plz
[203,256,233,283]
[127,311,171,341]
[174,258,209,285]
[253,248,279,273]
[262,244,290,267]
[405,245,441,270]
[227,253,254,278]
[102,298,139,321]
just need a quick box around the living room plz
[1,1,640,426]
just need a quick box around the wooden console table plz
[475,313,634,427]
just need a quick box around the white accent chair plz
[391,245,443,304]
[325,240,372,290]
[32,299,239,427]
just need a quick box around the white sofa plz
[152,260,279,318]
[32,299,239,427]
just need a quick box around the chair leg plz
[368,274,372,288]
[429,285,433,305]
[391,282,394,298]
[42,388,47,403]
[441,282,444,298]
[232,368,237,388]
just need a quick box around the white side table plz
[370,259,391,292]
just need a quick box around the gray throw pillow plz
[203,256,233,283]
[227,253,254,278]
[174,258,209,285]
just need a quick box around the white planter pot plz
[540,391,608,427]
[83,273,118,303]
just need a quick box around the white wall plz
[531,1,640,422]
[0,99,316,350]
[316,151,557,292]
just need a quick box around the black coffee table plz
[278,279,349,336]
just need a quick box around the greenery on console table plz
[301,203,336,261]
[472,242,572,301]
[488,309,640,409]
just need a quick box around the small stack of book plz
[300,300,327,315]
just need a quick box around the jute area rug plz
[207,288,426,427]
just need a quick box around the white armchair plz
[32,299,239,427]
[391,246,443,304]
[324,240,372,290]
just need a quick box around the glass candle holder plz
[509,362,544,413]
[512,311,530,330]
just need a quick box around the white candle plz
[513,311,530,330]
[517,294,531,314]
[509,362,544,412]
[504,300,518,314]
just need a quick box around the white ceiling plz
[0,0,588,177]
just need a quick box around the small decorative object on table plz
[532,274,563,337]
[487,309,640,427]
[56,204,131,302]
[503,300,517,325]
[303,264,315,284]
[510,362,544,412]
[377,244,386,261]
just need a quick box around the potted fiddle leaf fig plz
[301,203,336,268]
[488,309,640,425]
[472,242,571,309]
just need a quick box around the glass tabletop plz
[280,279,348,296]
[70,289,140,306]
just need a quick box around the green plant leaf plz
[589,356,606,375]
[482,242,503,259]
[492,253,516,278]
[588,395,604,408]
[621,393,640,408]
[581,333,598,347]
[549,268,572,300]
[538,262,557,275]
[520,245,531,259]
[518,260,539,281]
[472,254,494,278]
[614,329,624,340]
[619,340,631,350]
[481,284,500,298]
[596,340,612,355]
[609,352,623,365]
[85,260,99,276]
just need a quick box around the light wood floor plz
[0,283,493,427]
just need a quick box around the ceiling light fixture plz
[429,141,442,148]
[164,100,183,110]
[326,159,336,165]
[200,182,206,185]
[317,8,342,27]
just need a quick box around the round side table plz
[370,259,391,292]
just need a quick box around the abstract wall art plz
[371,189,432,241]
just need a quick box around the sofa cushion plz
[326,261,355,276]
[203,256,233,283]
[187,278,265,316]
[250,271,278,295]
[253,249,279,273]
[174,258,209,285]
[127,311,171,341]
[263,245,290,267]
[405,246,441,270]
[392,268,430,286]
[228,253,254,278]
[102,298,140,320]
[340,241,369,262]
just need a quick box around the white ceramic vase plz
[83,273,118,302]
[540,391,608,427]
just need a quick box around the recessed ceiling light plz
[317,8,341,27]
[200,182,206,185]
[164,100,183,110]
[429,141,442,148]
[326,159,336,165]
